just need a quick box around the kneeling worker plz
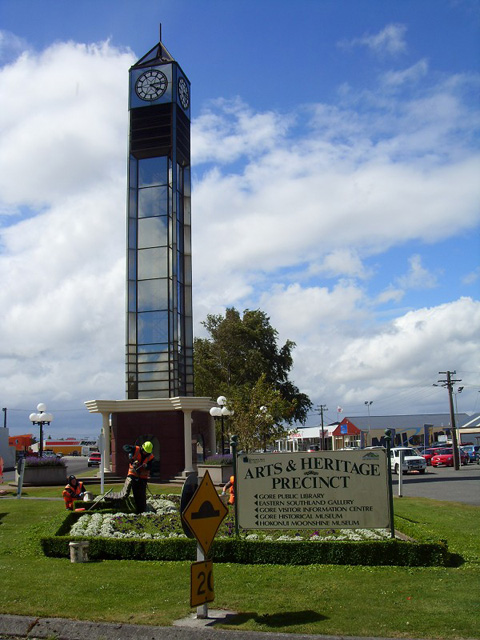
[63,475,86,510]
[123,441,154,513]
[222,475,235,505]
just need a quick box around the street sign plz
[190,559,214,608]
[182,470,228,556]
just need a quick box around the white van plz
[390,447,426,475]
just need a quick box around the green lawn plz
[0,484,479,638]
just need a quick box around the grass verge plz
[0,486,478,638]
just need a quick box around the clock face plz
[135,69,168,101]
[178,77,190,109]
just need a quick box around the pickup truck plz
[390,447,426,474]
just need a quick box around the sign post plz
[16,457,25,499]
[384,430,396,538]
[182,471,228,618]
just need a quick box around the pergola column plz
[208,414,216,457]
[101,412,111,472]
[183,410,194,474]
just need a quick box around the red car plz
[87,452,101,467]
[420,448,441,466]
[431,448,468,467]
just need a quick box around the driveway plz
[391,463,480,505]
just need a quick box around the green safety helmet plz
[142,441,153,453]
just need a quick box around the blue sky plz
[0,0,479,438]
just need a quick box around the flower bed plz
[40,494,453,566]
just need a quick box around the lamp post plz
[257,405,274,452]
[29,403,53,458]
[364,401,373,430]
[209,396,232,455]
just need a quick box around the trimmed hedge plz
[41,511,452,567]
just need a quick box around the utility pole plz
[317,405,327,450]
[438,371,461,470]
[2,407,6,428]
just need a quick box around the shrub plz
[202,454,233,466]
[41,509,452,567]
[23,456,66,468]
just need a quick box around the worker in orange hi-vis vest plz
[222,475,235,505]
[122,441,154,513]
[62,475,86,510]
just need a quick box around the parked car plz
[460,445,478,463]
[390,447,427,474]
[419,448,442,466]
[41,450,57,459]
[431,448,468,467]
[87,452,101,467]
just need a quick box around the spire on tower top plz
[131,24,175,69]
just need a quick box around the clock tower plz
[86,32,215,483]
[126,36,193,399]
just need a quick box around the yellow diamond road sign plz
[182,470,228,556]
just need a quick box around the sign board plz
[237,450,389,530]
[182,471,228,556]
[190,560,214,607]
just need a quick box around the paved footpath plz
[0,613,431,640]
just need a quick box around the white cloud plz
[375,287,404,305]
[0,29,28,63]
[308,249,370,280]
[0,39,132,419]
[0,41,132,206]
[381,59,429,87]
[192,98,291,165]
[339,24,408,57]
[396,254,439,290]
[462,267,480,285]
[284,297,480,417]
[332,297,480,384]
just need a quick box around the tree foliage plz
[194,308,312,450]
[228,374,292,452]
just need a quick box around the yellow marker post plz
[190,559,214,608]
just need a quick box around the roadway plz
[390,462,480,505]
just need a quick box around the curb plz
[0,614,428,640]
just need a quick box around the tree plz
[228,374,291,452]
[194,307,312,434]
